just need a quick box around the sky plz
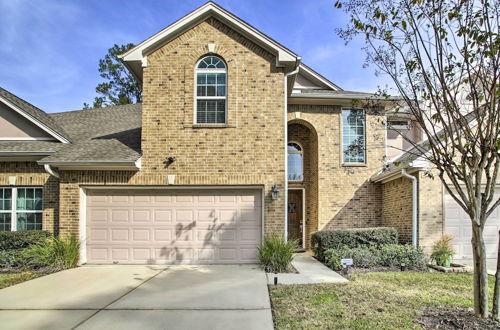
[0,0,392,113]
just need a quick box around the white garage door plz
[444,187,500,260]
[85,189,262,264]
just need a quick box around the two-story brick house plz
[1,2,497,265]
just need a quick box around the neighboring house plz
[0,2,497,265]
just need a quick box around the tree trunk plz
[471,224,489,318]
[492,231,500,320]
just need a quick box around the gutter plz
[37,160,138,166]
[401,169,418,246]
[44,164,60,179]
[283,58,302,241]
[0,151,55,156]
[289,93,400,101]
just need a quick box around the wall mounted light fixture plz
[271,184,280,200]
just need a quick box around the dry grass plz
[269,272,495,329]
[0,272,43,290]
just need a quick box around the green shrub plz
[0,250,23,268]
[323,244,427,271]
[430,234,455,267]
[0,231,52,250]
[324,246,378,270]
[21,235,80,271]
[377,244,427,269]
[311,227,398,260]
[258,235,297,273]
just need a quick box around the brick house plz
[0,2,497,265]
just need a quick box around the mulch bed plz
[336,266,429,276]
[417,306,500,329]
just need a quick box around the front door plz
[288,190,303,247]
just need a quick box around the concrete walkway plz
[267,252,348,285]
[0,265,273,330]
[455,258,497,276]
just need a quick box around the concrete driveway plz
[0,265,273,330]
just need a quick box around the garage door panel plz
[110,229,129,242]
[445,187,499,261]
[175,210,194,223]
[219,209,238,223]
[88,209,108,223]
[132,229,151,241]
[197,209,217,222]
[110,209,129,223]
[153,210,172,222]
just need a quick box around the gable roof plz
[38,103,142,166]
[0,87,71,143]
[371,111,478,183]
[121,1,300,81]
[296,64,342,91]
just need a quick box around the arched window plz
[195,55,227,124]
[288,142,303,181]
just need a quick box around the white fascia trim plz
[0,137,56,141]
[371,160,429,183]
[0,151,55,156]
[121,3,297,67]
[38,160,139,166]
[290,93,388,100]
[298,64,341,91]
[134,157,142,169]
[0,96,69,144]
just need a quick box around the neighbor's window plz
[342,109,366,164]
[0,187,43,231]
[288,142,303,181]
[195,55,227,124]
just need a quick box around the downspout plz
[44,164,60,179]
[401,168,417,246]
[283,58,301,241]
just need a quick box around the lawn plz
[269,272,496,329]
[0,272,43,290]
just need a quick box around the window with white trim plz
[288,142,303,181]
[342,109,366,164]
[195,55,227,124]
[0,187,43,231]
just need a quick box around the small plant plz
[22,235,80,271]
[258,235,297,273]
[430,234,455,267]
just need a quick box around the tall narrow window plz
[288,142,303,181]
[342,109,366,164]
[195,56,227,124]
[0,188,12,231]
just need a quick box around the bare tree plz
[335,0,499,318]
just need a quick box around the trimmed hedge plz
[0,231,52,251]
[312,227,398,261]
[324,244,427,271]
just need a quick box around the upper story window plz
[388,120,410,130]
[342,109,366,164]
[195,56,227,124]
[0,187,43,231]
[288,142,303,181]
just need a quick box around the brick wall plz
[288,104,386,233]
[381,177,413,243]
[418,171,443,253]
[380,170,444,253]
[0,162,59,234]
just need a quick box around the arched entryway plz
[287,120,318,249]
